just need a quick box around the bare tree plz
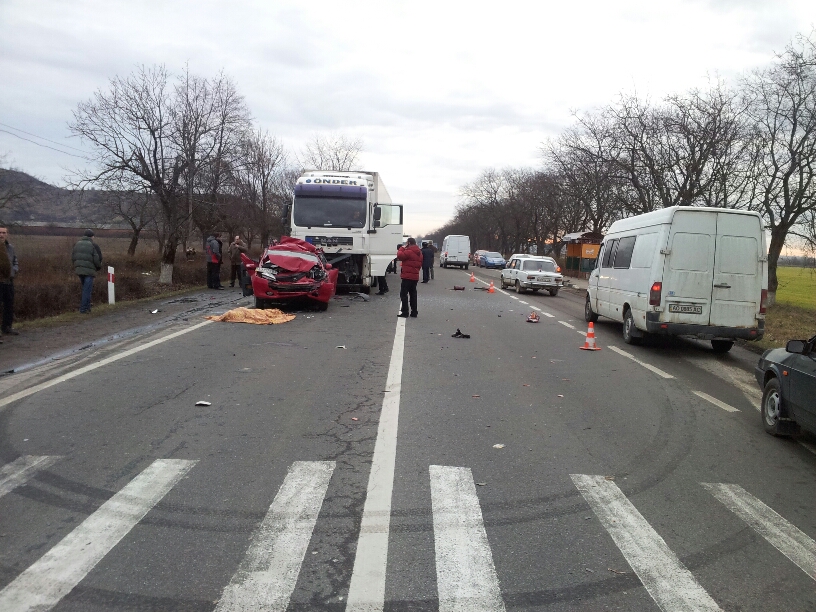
[0,156,29,224]
[299,133,364,171]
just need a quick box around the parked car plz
[478,251,506,269]
[473,250,488,267]
[500,256,566,295]
[440,235,471,269]
[755,334,816,436]
[241,237,339,311]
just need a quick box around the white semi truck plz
[285,170,404,292]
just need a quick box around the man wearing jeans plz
[72,229,102,314]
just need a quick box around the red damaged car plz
[241,237,339,311]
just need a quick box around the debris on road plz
[526,312,540,323]
[472,394,481,398]
[351,417,359,421]
[557,394,564,397]
[151,309,159,314]
[476,482,487,486]
[195,401,212,406]
[451,286,465,291]
[336,345,347,349]
[451,329,471,338]
[608,568,628,575]
[493,444,505,449]
[206,307,295,325]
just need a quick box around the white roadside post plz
[107,266,115,304]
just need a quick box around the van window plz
[718,236,757,275]
[669,233,712,271]
[601,240,618,268]
[630,233,658,268]
[613,236,636,269]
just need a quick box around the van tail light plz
[760,289,768,314]
[649,281,662,306]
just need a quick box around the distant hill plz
[0,168,127,228]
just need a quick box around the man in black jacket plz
[420,241,434,283]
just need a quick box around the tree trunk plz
[127,227,141,256]
[766,225,787,307]
[159,232,178,285]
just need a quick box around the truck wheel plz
[711,340,734,353]
[549,288,558,297]
[761,378,788,436]
[464,264,469,270]
[254,297,266,310]
[585,296,599,323]
[622,308,641,345]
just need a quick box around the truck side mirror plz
[373,206,382,221]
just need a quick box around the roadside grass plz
[775,266,816,310]
[746,266,816,352]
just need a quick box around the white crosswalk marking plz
[0,458,196,612]
[215,461,336,611]
[430,465,506,612]
[0,456,61,499]
[571,474,722,612]
[703,483,816,581]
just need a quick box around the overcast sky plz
[1,0,815,235]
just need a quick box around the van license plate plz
[669,303,702,315]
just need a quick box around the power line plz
[0,121,88,153]
[0,129,90,160]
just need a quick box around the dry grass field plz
[751,266,816,351]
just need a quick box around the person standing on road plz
[421,241,434,283]
[228,235,248,288]
[71,229,102,314]
[375,272,389,296]
[397,237,422,318]
[0,226,19,339]
[205,232,224,289]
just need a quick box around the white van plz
[440,235,471,269]
[586,206,767,353]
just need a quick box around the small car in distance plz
[473,250,488,267]
[500,256,566,295]
[755,334,816,436]
[478,251,506,269]
[241,237,339,311]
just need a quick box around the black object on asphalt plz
[451,328,470,338]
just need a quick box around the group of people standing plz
[205,233,248,289]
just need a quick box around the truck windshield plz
[293,196,367,228]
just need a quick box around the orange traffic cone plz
[488,281,495,293]
[580,322,601,350]
[469,272,476,282]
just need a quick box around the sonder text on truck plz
[286,171,403,292]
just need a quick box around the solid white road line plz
[215,461,335,611]
[607,345,675,379]
[571,475,721,611]
[0,455,61,499]
[703,483,816,581]
[0,458,196,612]
[345,318,406,612]
[430,466,506,612]
[558,321,575,329]
[0,321,212,411]
[692,391,739,413]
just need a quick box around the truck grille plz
[306,236,354,247]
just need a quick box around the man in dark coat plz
[421,241,434,283]
[205,232,223,289]
[397,237,422,318]
[71,229,102,314]
[0,226,19,338]
[227,235,248,288]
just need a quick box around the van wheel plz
[762,378,788,436]
[622,309,640,345]
[711,340,734,353]
[585,296,599,323]
[549,288,558,297]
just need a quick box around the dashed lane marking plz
[703,483,816,581]
[572,475,722,611]
[607,346,675,379]
[430,466,507,612]
[0,456,61,499]
[518,300,529,305]
[692,391,739,413]
[541,312,555,318]
[558,321,575,329]
[0,459,196,612]
[345,318,406,611]
[215,461,336,611]
[798,441,816,456]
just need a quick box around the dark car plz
[755,334,816,436]
[478,251,507,269]
[241,237,339,311]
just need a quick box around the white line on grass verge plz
[430,466,506,612]
[703,483,816,581]
[215,461,335,611]
[0,456,61,499]
[345,318,406,612]
[607,345,674,379]
[0,459,196,612]
[572,475,721,611]
[692,391,739,413]
[0,321,212,411]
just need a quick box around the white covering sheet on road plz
[430,465,506,612]
[0,458,196,612]
[215,461,336,611]
[571,474,722,612]
[0,455,61,499]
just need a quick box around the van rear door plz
[709,213,762,328]
[661,211,716,325]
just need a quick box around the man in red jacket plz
[397,237,422,318]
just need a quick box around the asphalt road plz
[1,265,814,611]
